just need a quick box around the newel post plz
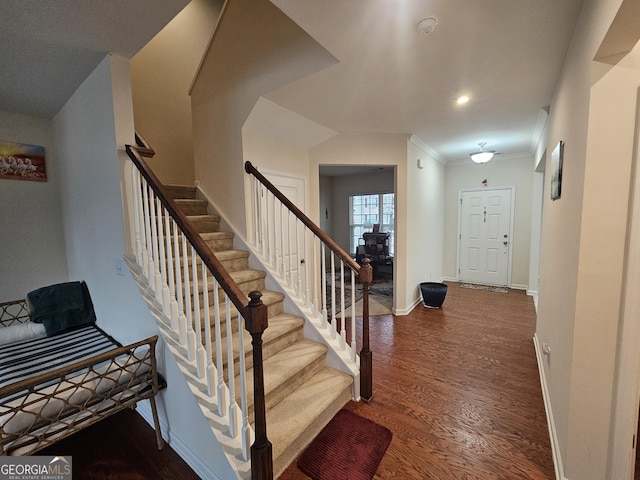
[359,258,374,402]
[245,291,273,480]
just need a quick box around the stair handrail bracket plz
[124,140,273,479]
[244,161,373,403]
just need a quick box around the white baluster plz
[183,235,195,358]
[130,166,143,265]
[238,314,251,461]
[250,176,258,249]
[202,263,215,397]
[312,236,319,316]
[148,190,163,303]
[330,252,336,338]
[254,180,261,254]
[287,211,293,289]
[259,186,267,258]
[274,200,282,276]
[226,296,238,437]
[134,172,149,275]
[280,208,291,282]
[321,243,328,328]
[340,260,346,349]
[142,182,154,283]
[212,277,226,415]
[174,223,187,346]
[157,200,171,313]
[296,219,303,298]
[165,209,178,326]
[192,246,205,375]
[350,269,357,362]
[303,226,310,307]
[270,191,276,267]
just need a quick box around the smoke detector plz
[416,17,438,35]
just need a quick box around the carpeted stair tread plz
[269,367,353,477]
[199,231,233,240]
[151,182,357,480]
[211,313,304,370]
[174,198,208,216]
[243,340,329,415]
[187,214,221,223]
[182,249,249,270]
[164,184,197,199]
[199,231,235,251]
[192,269,266,298]
[175,198,207,206]
[186,214,220,233]
[199,290,285,327]
[214,249,249,262]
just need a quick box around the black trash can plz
[420,282,448,308]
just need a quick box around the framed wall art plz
[0,140,47,182]
[551,140,563,200]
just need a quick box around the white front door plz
[458,188,513,286]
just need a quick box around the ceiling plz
[0,0,188,119]
[268,0,584,164]
[0,0,584,165]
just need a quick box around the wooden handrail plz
[134,130,156,158]
[244,160,374,403]
[244,161,361,275]
[127,137,273,479]
[126,145,250,316]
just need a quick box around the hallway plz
[281,282,553,479]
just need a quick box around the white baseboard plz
[533,334,567,480]
[136,401,222,480]
[394,295,422,316]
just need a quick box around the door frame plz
[456,186,515,287]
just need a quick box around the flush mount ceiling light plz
[416,17,438,35]
[456,95,470,105]
[470,142,500,164]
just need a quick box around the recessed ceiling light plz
[456,95,470,105]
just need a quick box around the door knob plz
[503,241,508,245]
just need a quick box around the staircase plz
[160,184,353,477]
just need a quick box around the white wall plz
[190,0,337,239]
[443,154,534,288]
[52,54,236,480]
[405,139,445,311]
[534,0,639,478]
[242,129,312,184]
[566,34,640,480]
[0,111,69,300]
[130,0,222,185]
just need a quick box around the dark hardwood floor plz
[282,281,554,479]
[35,282,554,479]
[38,408,199,480]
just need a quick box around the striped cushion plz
[0,325,120,396]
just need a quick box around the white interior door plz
[458,188,513,286]
[262,171,306,291]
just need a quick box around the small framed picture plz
[0,140,47,182]
[551,140,563,200]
